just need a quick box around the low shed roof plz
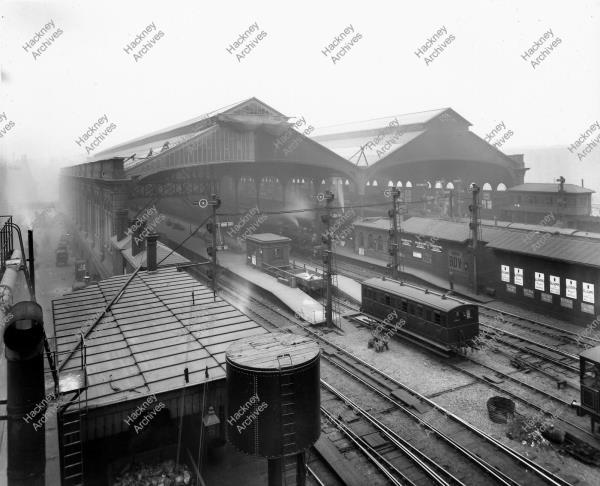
[52,267,268,408]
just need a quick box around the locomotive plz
[360,277,479,355]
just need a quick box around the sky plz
[1,0,599,200]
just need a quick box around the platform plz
[291,259,362,303]
[218,252,326,324]
[331,245,495,304]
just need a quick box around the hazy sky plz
[1,0,599,193]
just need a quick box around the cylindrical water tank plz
[226,332,320,459]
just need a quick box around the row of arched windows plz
[366,181,508,191]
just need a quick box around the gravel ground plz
[435,383,599,486]
[326,316,600,486]
[327,319,475,397]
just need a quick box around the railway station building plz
[351,216,600,323]
[58,97,529,281]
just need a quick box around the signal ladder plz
[278,355,304,485]
[46,332,89,486]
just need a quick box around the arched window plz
[368,234,375,249]
[483,182,492,191]
[446,182,455,189]
[388,180,394,187]
[377,235,383,251]
[372,180,379,187]
[435,182,443,189]
[396,181,403,187]
[497,183,507,191]
[406,181,413,188]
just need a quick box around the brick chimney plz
[115,209,129,241]
[146,233,158,272]
[130,219,147,256]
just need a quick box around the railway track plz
[476,321,580,384]
[478,305,600,351]
[321,382,467,486]
[349,306,591,435]
[208,268,576,486]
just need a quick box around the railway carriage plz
[361,277,479,351]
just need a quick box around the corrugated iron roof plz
[508,183,594,194]
[313,130,425,166]
[310,108,470,167]
[486,231,600,268]
[52,267,268,408]
[311,108,453,138]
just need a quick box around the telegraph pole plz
[469,184,480,294]
[320,190,335,328]
[556,175,566,224]
[194,194,222,301]
[387,188,401,279]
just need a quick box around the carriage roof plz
[362,277,471,312]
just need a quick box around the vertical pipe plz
[27,230,35,299]
[146,233,158,272]
[268,458,283,486]
[4,301,46,486]
[296,452,307,486]
[471,185,480,294]
[212,200,218,301]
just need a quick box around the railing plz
[0,216,14,270]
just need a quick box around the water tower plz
[226,332,320,486]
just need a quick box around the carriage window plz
[408,304,414,314]
[385,294,391,305]
[440,314,446,325]
[425,309,432,321]
[465,309,472,319]
[433,311,441,324]
[401,300,408,312]
[416,305,423,317]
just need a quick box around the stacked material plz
[113,459,193,486]
[505,415,551,447]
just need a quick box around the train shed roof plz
[52,266,268,409]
